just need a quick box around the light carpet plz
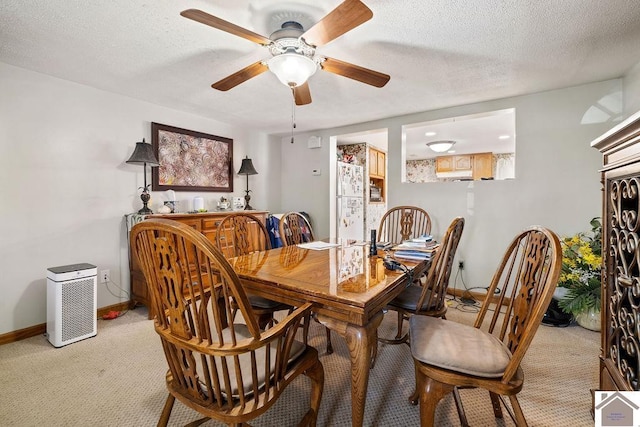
[0,300,599,426]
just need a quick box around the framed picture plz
[151,122,233,192]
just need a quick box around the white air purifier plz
[46,263,97,347]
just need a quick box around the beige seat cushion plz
[193,323,305,398]
[409,316,512,378]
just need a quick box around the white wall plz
[280,79,622,292]
[624,60,640,116]
[0,63,277,335]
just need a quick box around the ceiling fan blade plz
[301,0,373,47]
[181,9,272,46]
[212,61,269,91]
[293,83,312,106]
[321,57,390,88]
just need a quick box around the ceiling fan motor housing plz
[267,21,319,87]
[268,21,316,57]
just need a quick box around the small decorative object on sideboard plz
[164,190,176,212]
[233,197,244,210]
[157,204,172,214]
[163,201,175,213]
[217,196,230,210]
[193,197,205,212]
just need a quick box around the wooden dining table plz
[229,241,429,427]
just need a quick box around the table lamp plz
[237,156,258,210]
[126,138,160,214]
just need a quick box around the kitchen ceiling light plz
[267,53,318,87]
[426,140,456,153]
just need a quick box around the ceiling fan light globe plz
[268,53,317,87]
[426,140,456,153]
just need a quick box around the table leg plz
[318,311,383,427]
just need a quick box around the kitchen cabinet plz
[436,152,493,179]
[454,155,472,170]
[435,156,454,172]
[472,153,493,179]
[369,147,386,179]
[436,155,471,172]
[368,147,386,203]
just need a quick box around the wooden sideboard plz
[592,111,640,394]
[127,210,269,315]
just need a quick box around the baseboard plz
[0,301,132,346]
[447,288,511,306]
[0,323,46,346]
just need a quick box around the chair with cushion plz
[379,216,465,345]
[378,206,432,244]
[279,211,334,354]
[216,212,291,329]
[409,226,561,426]
[131,218,324,427]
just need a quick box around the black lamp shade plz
[238,156,258,175]
[126,138,160,166]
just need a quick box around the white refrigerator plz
[337,161,365,241]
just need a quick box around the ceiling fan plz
[180,0,390,106]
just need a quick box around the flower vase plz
[575,308,601,331]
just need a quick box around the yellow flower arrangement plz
[558,218,602,316]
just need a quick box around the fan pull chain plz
[291,91,296,143]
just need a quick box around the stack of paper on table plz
[392,237,439,261]
[296,241,340,250]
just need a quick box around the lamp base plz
[244,193,253,210]
[138,192,153,215]
[138,206,153,215]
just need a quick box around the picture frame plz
[151,122,233,192]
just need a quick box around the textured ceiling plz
[1,0,640,137]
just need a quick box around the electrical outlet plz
[100,269,110,284]
[458,261,464,270]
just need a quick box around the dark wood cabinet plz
[592,111,640,396]
[127,211,268,316]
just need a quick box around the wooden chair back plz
[415,217,465,317]
[131,218,322,425]
[378,206,432,244]
[475,226,562,383]
[216,212,271,258]
[279,212,315,246]
[277,212,334,353]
